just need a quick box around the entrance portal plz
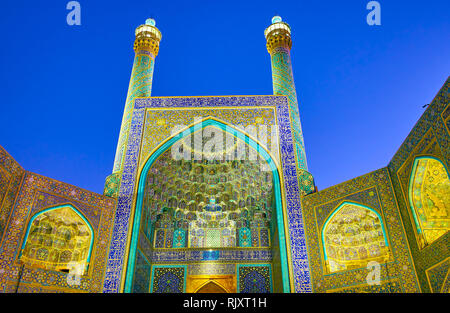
[124,118,290,293]
[196,282,228,293]
[187,275,236,293]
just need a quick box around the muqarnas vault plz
[0,17,449,293]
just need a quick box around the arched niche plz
[321,202,390,274]
[124,117,290,293]
[20,204,94,275]
[140,130,274,250]
[408,156,450,248]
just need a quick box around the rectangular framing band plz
[102,95,312,293]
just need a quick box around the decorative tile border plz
[150,265,187,293]
[237,264,273,293]
[150,248,273,263]
[188,263,236,275]
[425,257,450,293]
[0,146,25,245]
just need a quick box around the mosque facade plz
[0,17,448,293]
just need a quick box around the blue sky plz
[0,0,449,194]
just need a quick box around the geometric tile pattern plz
[150,266,185,293]
[188,263,236,276]
[270,46,307,171]
[237,264,272,293]
[326,279,403,293]
[426,257,450,293]
[131,250,151,293]
[150,248,273,263]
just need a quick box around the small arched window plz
[408,156,450,248]
[322,202,390,274]
[239,227,252,247]
[20,205,94,275]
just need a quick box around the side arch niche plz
[20,204,94,275]
[408,156,450,248]
[321,202,391,274]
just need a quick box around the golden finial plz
[134,18,162,56]
[264,16,292,54]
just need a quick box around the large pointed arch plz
[124,117,290,292]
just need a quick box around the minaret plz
[104,18,162,197]
[264,16,315,195]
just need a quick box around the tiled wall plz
[0,147,116,293]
